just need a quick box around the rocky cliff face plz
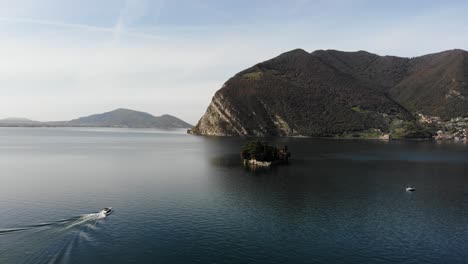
[190,49,468,137]
[190,93,250,136]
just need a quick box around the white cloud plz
[0,28,287,123]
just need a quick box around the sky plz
[0,0,467,124]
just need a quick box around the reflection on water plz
[0,128,467,264]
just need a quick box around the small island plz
[241,141,291,167]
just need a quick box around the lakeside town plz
[418,114,468,142]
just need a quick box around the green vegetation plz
[240,141,289,162]
[359,129,384,138]
[242,71,263,80]
[338,128,386,139]
[351,106,370,113]
[334,120,436,139]
[389,120,434,139]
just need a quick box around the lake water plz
[0,127,467,264]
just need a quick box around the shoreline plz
[1,126,465,142]
[187,131,466,142]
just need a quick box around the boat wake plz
[0,209,112,264]
[63,212,107,230]
[0,212,107,235]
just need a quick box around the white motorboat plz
[99,207,113,216]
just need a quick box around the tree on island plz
[240,141,290,163]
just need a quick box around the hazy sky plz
[1,0,467,123]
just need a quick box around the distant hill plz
[190,49,467,137]
[0,117,41,126]
[64,108,192,128]
[0,109,192,129]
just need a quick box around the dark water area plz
[0,128,467,264]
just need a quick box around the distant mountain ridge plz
[63,108,192,128]
[190,48,467,137]
[0,117,40,124]
[0,108,192,129]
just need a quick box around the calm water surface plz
[0,128,467,264]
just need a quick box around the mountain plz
[63,108,192,128]
[190,49,467,137]
[0,109,192,129]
